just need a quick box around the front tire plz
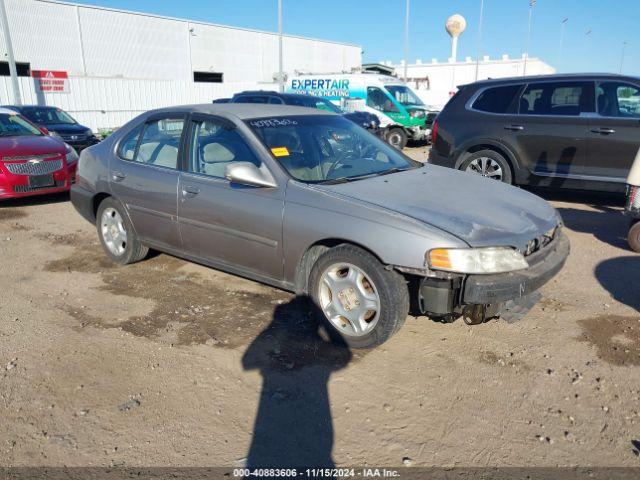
[387,128,408,150]
[96,197,148,265]
[460,149,513,184]
[628,220,640,253]
[308,244,409,349]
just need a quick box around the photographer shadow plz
[242,296,353,470]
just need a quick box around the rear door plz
[587,80,640,181]
[513,80,594,180]
[110,115,186,249]
[177,114,285,281]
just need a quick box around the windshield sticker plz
[249,118,298,128]
[271,147,290,157]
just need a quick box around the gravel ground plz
[1,158,639,469]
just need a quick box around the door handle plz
[590,127,615,135]
[504,124,524,131]
[112,171,126,182]
[181,185,200,197]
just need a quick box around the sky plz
[75,0,640,75]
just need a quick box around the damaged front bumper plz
[417,230,570,316]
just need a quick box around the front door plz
[587,80,640,181]
[109,115,186,249]
[512,81,594,183]
[177,115,284,281]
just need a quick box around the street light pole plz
[558,17,568,72]
[620,41,628,74]
[584,28,591,70]
[523,0,536,76]
[403,0,410,81]
[0,0,21,105]
[474,0,484,81]
[277,0,283,92]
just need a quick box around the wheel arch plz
[92,192,112,220]
[294,238,387,294]
[454,139,523,182]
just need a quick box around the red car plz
[0,108,78,200]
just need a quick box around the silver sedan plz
[71,104,569,348]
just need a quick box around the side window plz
[134,118,184,169]
[367,87,399,113]
[519,82,592,116]
[117,125,143,160]
[472,85,522,113]
[235,95,270,104]
[268,97,284,104]
[189,119,261,178]
[597,82,640,118]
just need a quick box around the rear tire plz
[308,244,409,349]
[96,197,148,265]
[387,128,408,150]
[460,149,513,184]
[628,220,640,253]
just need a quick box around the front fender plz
[282,181,467,286]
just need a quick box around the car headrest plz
[270,132,299,152]
[203,142,235,163]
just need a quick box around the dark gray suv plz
[429,73,640,192]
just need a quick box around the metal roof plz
[35,0,362,49]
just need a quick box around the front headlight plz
[85,128,94,137]
[428,247,529,274]
[409,109,425,118]
[65,144,79,165]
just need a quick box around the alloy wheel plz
[465,157,503,181]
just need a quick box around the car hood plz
[318,165,559,250]
[42,123,87,135]
[0,134,67,157]
[342,111,380,128]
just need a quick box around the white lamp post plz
[558,17,568,72]
[523,0,536,76]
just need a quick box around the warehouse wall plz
[1,0,361,82]
[0,77,274,132]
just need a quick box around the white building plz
[387,54,555,109]
[0,0,362,130]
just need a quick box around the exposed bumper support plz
[418,231,570,314]
[463,231,570,304]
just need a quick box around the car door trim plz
[179,215,278,248]
[532,170,626,183]
[127,203,176,221]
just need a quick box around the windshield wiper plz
[319,168,413,185]
[377,167,413,176]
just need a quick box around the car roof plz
[2,105,59,110]
[150,103,335,119]
[0,107,20,115]
[462,73,640,89]
[233,90,327,101]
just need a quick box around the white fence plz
[0,76,277,132]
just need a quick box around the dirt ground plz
[1,154,639,470]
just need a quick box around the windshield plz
[246,115,419,183]
[0,113,43,137]
[385,85,424,106]
[287,95,342,113]
[22,107,77,125]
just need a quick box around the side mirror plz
[39,126,50,135]
[225,162,276,188]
